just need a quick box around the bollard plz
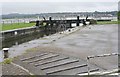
[14,31,18,35]
[3,48,9,59]
[86,15,88,21]
[69,23,72,28]
[82,19,87,26]
[49,17,53,34]
[77,16,79,26]
[49,17,52,21]
[35,20,40,27]
[49,17,52,27]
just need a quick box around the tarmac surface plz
[52,24,118,70]
[2,24,118,75]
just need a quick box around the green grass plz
[2,23,35,31]
[97,21,119,25]
[2,58,13,64]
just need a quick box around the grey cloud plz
[2,2,118,14]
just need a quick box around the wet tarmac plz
[52,24,118,70]
[1,24,118,73]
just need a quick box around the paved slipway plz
[2,24,118,75]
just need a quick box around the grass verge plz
[2,23,35,31]
[97,21,120,25]
[2,58,13,64]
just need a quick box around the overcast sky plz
[1,1,119,15]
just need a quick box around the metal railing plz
[87,53,119,75]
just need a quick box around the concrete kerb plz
[78,69,119,75]
[86,53,119,75]
[11,62,34,75]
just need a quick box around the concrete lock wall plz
[2,17,96,42]
[2,27,42,41]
